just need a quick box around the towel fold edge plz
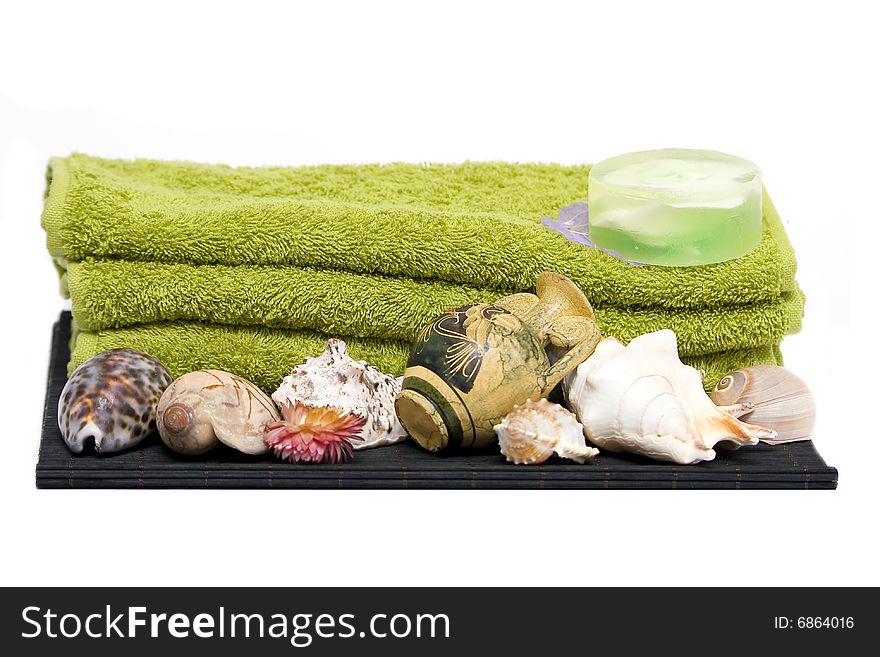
[42,157,70,261]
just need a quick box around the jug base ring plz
[395,390,449,452]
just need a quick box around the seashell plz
[58,349,171,453]
[494,398,599,465]
[563,330,776,464]
[710,366,815,444]
[264,400,366,464]
[156,370,281,455]
[272,338,406,450]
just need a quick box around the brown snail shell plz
[710,365,815,444]
[156,370,281,455]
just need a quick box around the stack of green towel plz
[43,154,803,393]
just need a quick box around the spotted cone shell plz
[58,349,172,453]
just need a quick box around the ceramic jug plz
[395,272,601,451]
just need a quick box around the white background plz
[1,0,877,587]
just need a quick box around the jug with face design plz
[395,272,601,452]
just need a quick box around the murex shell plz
[563,330,776,465]
[710,366,815,444]
[495,398,599,465]
[272,339,406,450]
[157,370,281,455]
[58,349,172,453]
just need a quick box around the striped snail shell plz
[157,370,280,455]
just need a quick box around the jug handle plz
[539,319,601,396]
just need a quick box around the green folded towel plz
[48,154,803,394]
[70,321,784,394]
[67,259,804,357]
[43,154,797,309]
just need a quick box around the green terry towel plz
[43,154,798,310]
[67,259,804,357]
[69,321,784,394]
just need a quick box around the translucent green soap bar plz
[588,149,762,266]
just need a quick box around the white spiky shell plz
[494,398,599,465]
[272,339,406,450]
[563,330,776,464]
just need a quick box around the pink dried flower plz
[264,400,365,464]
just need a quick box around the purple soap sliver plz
[541,202,648,267]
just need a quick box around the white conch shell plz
[563,330,776,464]
[495,398,599,465]
[710,366,815,444]
[272,339,407,450]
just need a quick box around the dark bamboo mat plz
[37,312,838,489]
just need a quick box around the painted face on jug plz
[410,304,522,393]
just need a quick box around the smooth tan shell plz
[710,366,815,444]
[157,370,281,455]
